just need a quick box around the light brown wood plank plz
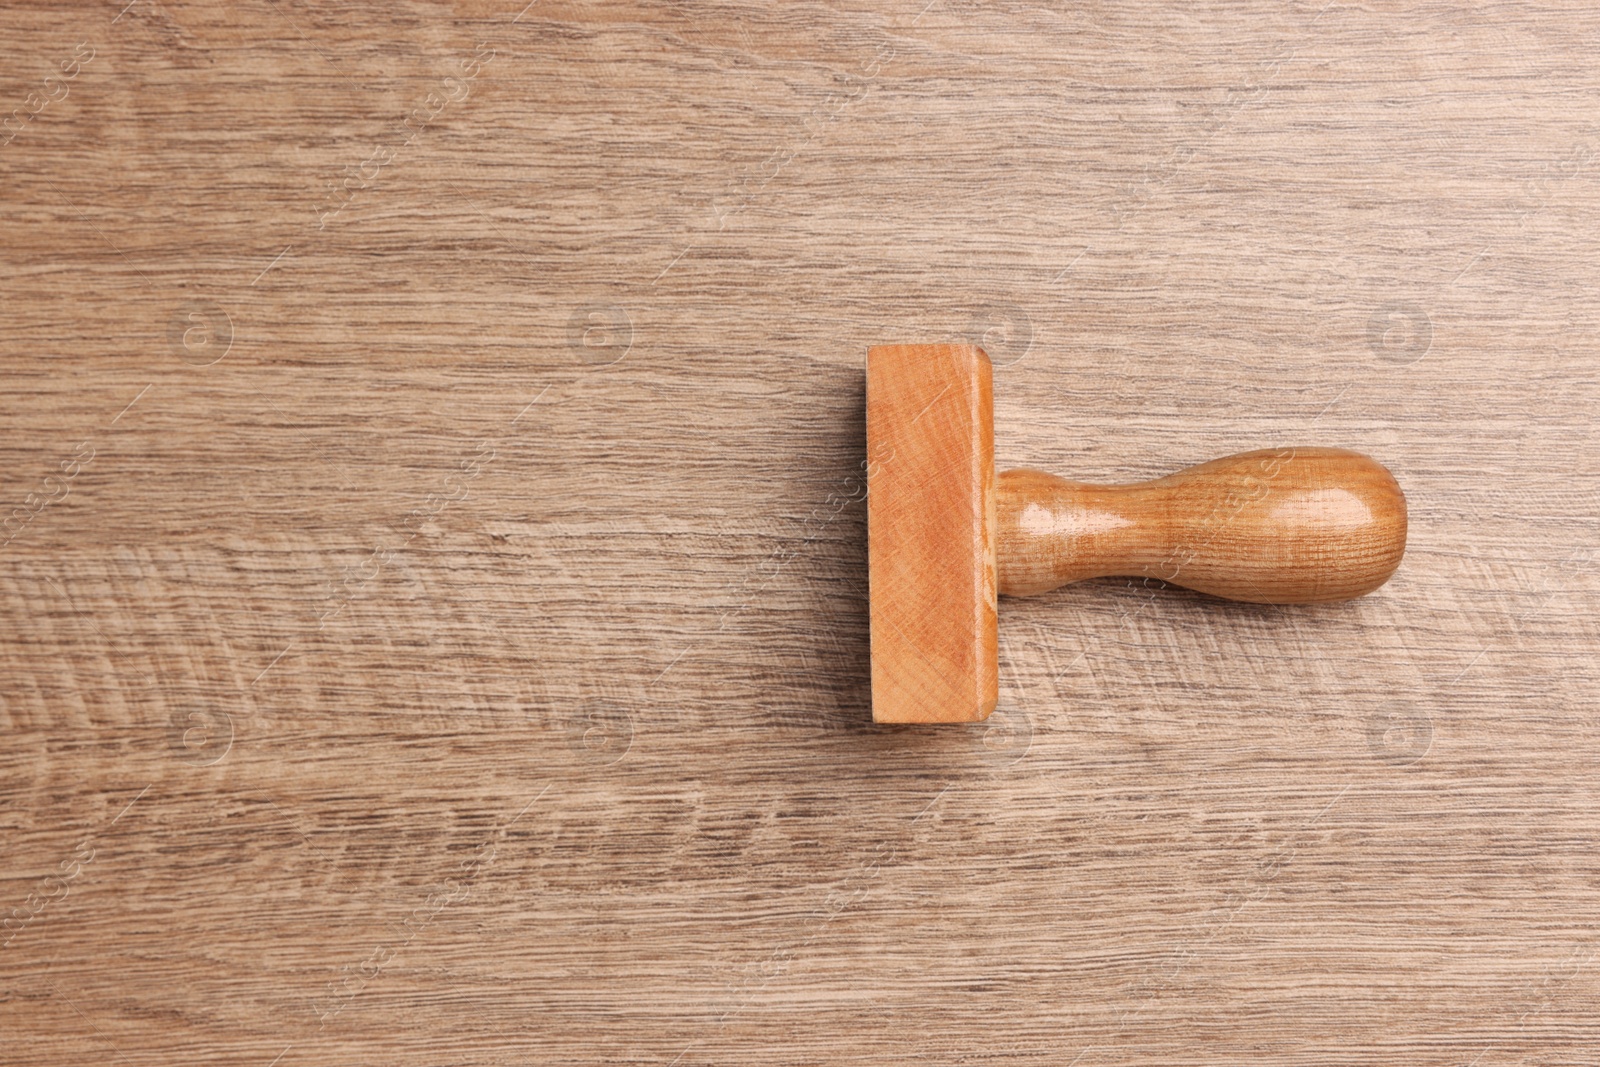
[2,1,1599,1064]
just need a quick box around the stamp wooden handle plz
[866,344,1412,721]
[996,447,1407,603]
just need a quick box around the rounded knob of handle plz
[996,447,1406,603]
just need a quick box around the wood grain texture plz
[2,1,1599,1064]
[867,343,997,724]
[997,447,1407,602]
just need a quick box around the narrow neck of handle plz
[995,447,1406,603]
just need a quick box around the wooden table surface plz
[4,1,1599,1064]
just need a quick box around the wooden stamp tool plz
[866,344,1407,724]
